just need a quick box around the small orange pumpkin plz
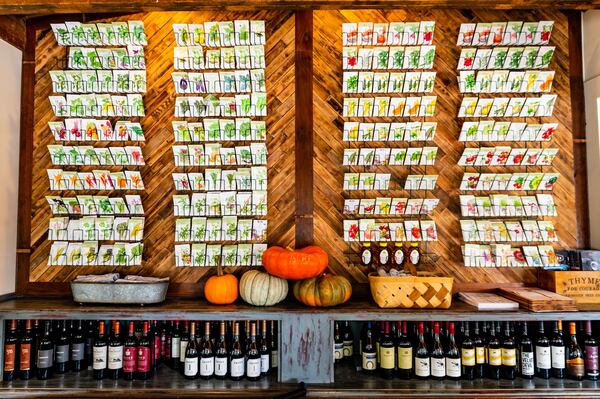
[293,274,352,307]
[262,246,328,280]
[204,263,238,305]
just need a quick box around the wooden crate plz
[539,270,600,304]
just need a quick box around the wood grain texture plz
[313,10,577,285]
[26,11,295,295]
[0,15,25,49]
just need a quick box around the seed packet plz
[237,219,253,241]
[250,243,266,266]
[458,48,476,70]
[251,219,267,242]
[175,244,191,267]
[401,22,419,45]
[343,149,359,166]
[538,245,558,267]
[457,23,476,46]
[220,216,237,241]
[219,192,237,217]
[127,217,144,242]
[402,46,420,69]
[503,21,523,45]
[190,193,206,216]
[358,173,375,190]
[343,23,358,46]
[203,244,221,267]
[204,193,221,216]
[373,148,390,166]
[522,245,543,267]
[187,172,205,192]
[251,166,267,191]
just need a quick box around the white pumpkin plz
[239,270,288,306]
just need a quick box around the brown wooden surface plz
[313,10,578,285]
[2,1,600,15]
[0,15,25,49]
[26,11,296,295]
[538,269,600,303]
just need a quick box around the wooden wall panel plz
[28,11,295,292]
[313,9,576,285]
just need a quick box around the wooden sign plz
[539,270,600,304]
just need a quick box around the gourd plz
[239,270,288,307]
[293,274,352,307]
[262,246,328,280]
[204,264,238,305]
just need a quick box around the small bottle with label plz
[378,243,391,271]
[407,243,421,274]
[360,243,373,269]
[390,243,405,273]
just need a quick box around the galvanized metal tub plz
[70,281,169,305]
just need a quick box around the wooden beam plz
[15,24,35,295]
[294,10,314,248]
[0,15,25,50]
[566,10,591,249]
[26,13,135,30]
[0,0,599,14]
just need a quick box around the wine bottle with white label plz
[92,321,107,380]
[415,322,430,379]
[170,320,180,370]
[334,322,344,363]
[342,321,354,360]
[535,321,551,379]
[199,322,215,380]
[362,322,377,375]
[519,322,534,379]
[230,322,245,381]
[461,322,475,380]
[259,320,270,376]
[108,321,123,380]
[215,321,228,379]
[246,322,261,381]
[183,322,198,379]
[551,320,566,379]
[179,321,189,374]
[430,322,445,380]
[445,322,461,380]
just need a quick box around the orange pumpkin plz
[293,274,352,307]
[204,268,239,305]
[262,246,328,280]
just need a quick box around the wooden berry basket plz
[368,272,454,309]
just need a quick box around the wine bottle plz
[519,322,534,379]
[379,322,395,380]
[92,321,107,380]
[501,321,517,380]
[170,321,181,370]
[446,322,461,380]
[200,321,215,379]
[361,321,377,374]
[3,320,17,381]
[54,320,69,374]
[430,322,445,380]
[36,321,54,380]
[259,320,270,376]
[246,322,261,381]
[32,320,40,373]
[397,321,412,379]
[584,320,599,380]
[342,321,354,360]
[551,320,566,379]
[136,321,152,380]
[108,321,123,380]
[230,322,245,381]
[461,322,475,380]
[270,320,278,373]
[84,321,95,371]
[159,321,168,365]
[123,321,137,381]
[567,322,585,380]
[415,322,430,379]
[151,320,160,370]
[179,321,189,374]
[473,321,485,379]
[70,320,85,372]
[535,321,551,379]
[19,320,33,380]
[215,321,228,379]
[487,322,501,380]
[334,322,344,364]
[183,321,198,379]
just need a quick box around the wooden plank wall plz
[28,11,296,294]
[313,9,577,286]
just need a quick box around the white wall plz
[0,39,21,295]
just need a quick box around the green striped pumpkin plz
[239,270,288,307]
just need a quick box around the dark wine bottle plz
[183,321,198,379]
[19,320,34,380]
[36,321,54,380]
[3,320,17,381]
[84,321,95,371]
[259,320,270,376]
[70,320,85,372]
[430,322,445,380]
[92,321,107,380]
[379,322,395,380]
[415,322,430,379]
[215,321,228,379]
[462,322,475,380]
[501,321,517,380]
[136,321,152,380]
[199,322,214,380]
[551,320,566,379]
[342,321,354,360]
[179,321,189,374]
[230,322,245,381]
[445,322,461,380]
[170,321,181,370]
[54,320,69,374]
[108,321,123,380]
[246,322,261,381]
[361,321,377,374]
[397,321,412,379]
[519,322,534,379]
[473,321,485,379]
[334,321,344,364]
[123,321,137,381]
[151,320,160,370]
[535,321,551,379]
[584,320,599,380]
[270,320,278,373]
[487,322,501,380]
[567,322,585,380]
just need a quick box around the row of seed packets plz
[461,219,557,243]
[172,167,267,192]
[463,244,558,268]
[343,147,437,166]
[458,46,554,70]
[172,70,265,94]
[173,192,267,217]
[175,217,266,243]
[458,95,557,118]
[50,70,146,93]
[48,145,144,166]
[457,21,554,47]
[51,21,147,46]
[49,241,143,266]
[173,143,266,167]
[460,194,556,218]
[175,243,266,267]
[342,21,435,46]
[458,147,557,167]
[459,121,557,142]
[47,169,145,191]
[343,197,439,216]
[174,46,265,70]
[46,195,144,215]
[343,96,437,118]
[459,70,554,94]
[343,219,438,242]
[342,46,436,70]
[49,94,145,117]
[66,47,145,70]
[49,216,144,242]
[343,121,436,142]
[174,94,267,118]
[343,71,436,93]
[173,21,265,47]
[460,172,559,191]
[49,119,144,142]
[343,173,438,191]
[172,119,266,142]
